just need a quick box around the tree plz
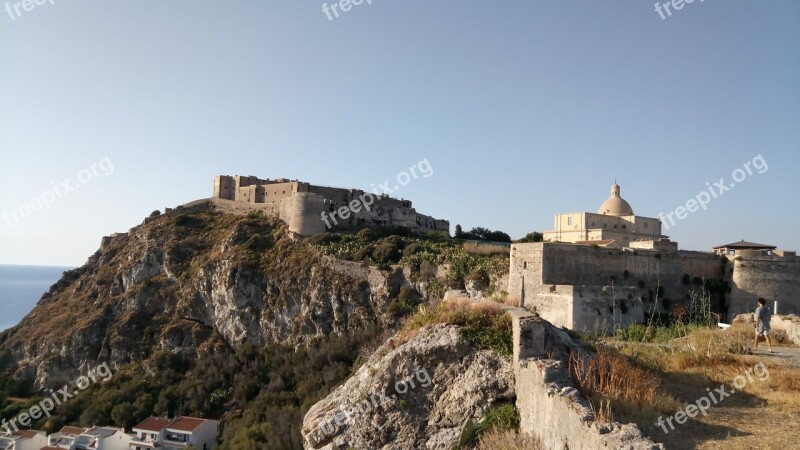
[111,402,135,429]
[455,224,463,238]
[461,227,512,243]
[516,232,543,243]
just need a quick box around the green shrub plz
[372,241,401,264]
[476,403,520,434]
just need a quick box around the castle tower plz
[281,193,327,236]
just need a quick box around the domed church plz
[542,183,668,248]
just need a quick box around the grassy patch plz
[397,301,513,356]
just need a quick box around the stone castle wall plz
[728,256,800,317]
[509,242,800,330]
[211,175,449,236]
[507,309,662,449]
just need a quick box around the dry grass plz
[477,429,543,450]
[463,241,510,256]
[569,346,680,424]
[614,326,800,449]
[495,295,520,308]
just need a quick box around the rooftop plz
[133,417,172,432]
[166,417,209,433]
[713,240,776,250]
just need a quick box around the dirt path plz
[648,345,800,450]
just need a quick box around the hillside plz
[0,201,509,448]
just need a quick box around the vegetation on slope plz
[0,206,514,449]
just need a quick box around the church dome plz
[598,183,633,216]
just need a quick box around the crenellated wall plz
[211,176,449,236]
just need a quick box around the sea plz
[0,265,73,331]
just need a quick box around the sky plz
[1,1,798,266]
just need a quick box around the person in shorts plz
[753,298,773,352]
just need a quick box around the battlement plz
[211,175,449,236]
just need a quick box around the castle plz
[510,183,800,331]
[211,175,450,236]
[542,183,671,248]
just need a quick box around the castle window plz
[614,224,618,230]
[591,221,595,227]
[644,223,648,229]
[567,217,572,226]
[603,223,607,228]
[523,262,527,269]
[622,225,627,229]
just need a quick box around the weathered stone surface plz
[301,324,515,450]
[506,307,663,450]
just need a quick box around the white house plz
[0,429,47,450]
[44,426,87,449]
[129,417,219,450]
[44,426,131,450]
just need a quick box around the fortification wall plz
[507,309,662,449]
[728,257,800,317]
[538,244,721,287]
[509,243,727,330]
[209,197,279,216]
[210,177,449,236]
[526,284,648,332]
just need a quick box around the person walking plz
[753,298,773,352]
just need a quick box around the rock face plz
[0,204,419,388]
[301,324,515,450]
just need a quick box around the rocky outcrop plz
[0,205,416,388]
[301,324,515,450]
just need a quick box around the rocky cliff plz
[0,203,413,389]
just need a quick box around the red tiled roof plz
[58,426,89,436]
[11,429,41,439]
[133,417,172,432]
[166,417,207,432]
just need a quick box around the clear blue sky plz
[1,1,798,266]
